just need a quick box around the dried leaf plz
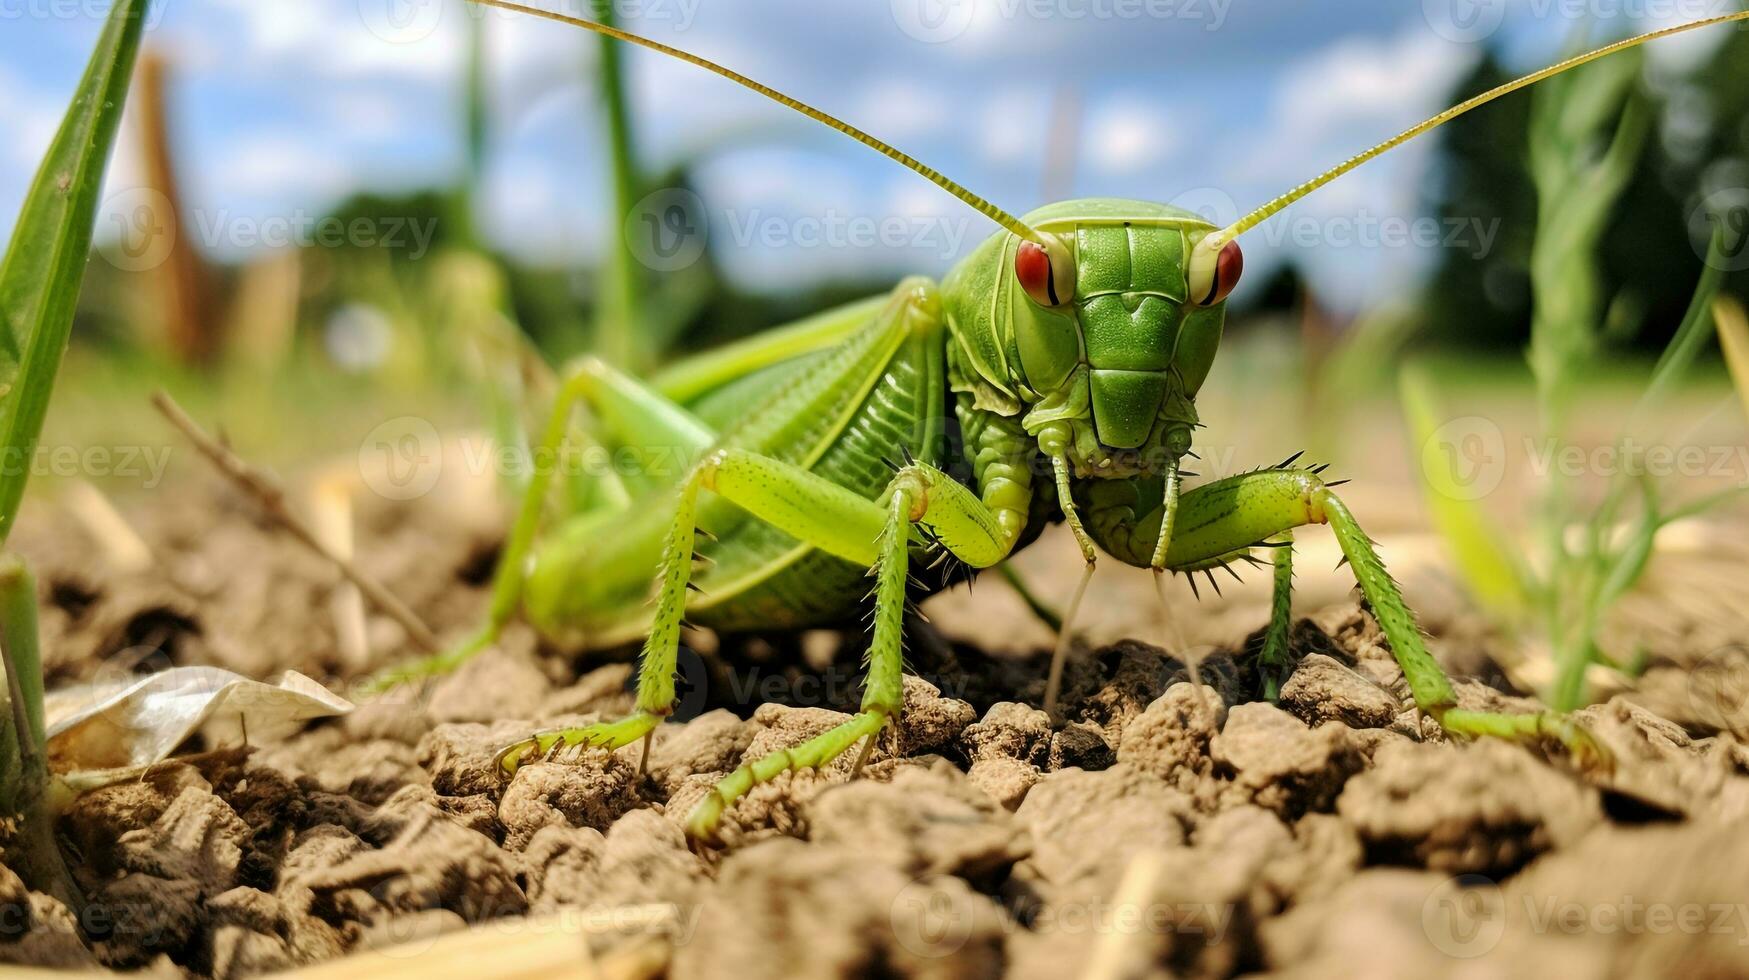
[42,667,352,784]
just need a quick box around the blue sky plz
[0,0,1735,311]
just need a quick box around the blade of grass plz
[593,0,647,370]
[1628,225,1727,432]
[0,0,151,905]
[0,0,152,543]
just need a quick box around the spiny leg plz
[1258,530,1293,700]
[686,460,1018,837]
[495,457,714,771]
[369,356,714,691]
[1315,491,1605,766]
[1161,467,1606,766]
[685,484,915,837]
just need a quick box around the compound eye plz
[1195,239,1243,306]
[1014,237,1074,307]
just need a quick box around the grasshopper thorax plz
[941,197,1238,480]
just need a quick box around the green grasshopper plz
[382,6,1748,839]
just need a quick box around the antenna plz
[1202,9,1749,251]
[466,0,1046,243]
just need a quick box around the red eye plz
[1207,240,1243,305]
[1015,239,1058,306]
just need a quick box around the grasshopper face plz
[995,199,1242,473]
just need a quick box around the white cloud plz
[208,130,355,203]
[854,76,951,142]
[1083,95,1179,176]
[977,85,1048,167]
[0,66,60,170]
[202,0,463,82]
[1222,27,1479,311]
[1271,30,1473,152]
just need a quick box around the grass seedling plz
[0,0,151,902]
[1405,42,1742,710]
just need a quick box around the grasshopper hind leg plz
[365,357,715,692]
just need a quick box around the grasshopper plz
[380,7,1748,839]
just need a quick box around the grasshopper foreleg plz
[1161,467,1607,768]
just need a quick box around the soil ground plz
[3,472,1749,979]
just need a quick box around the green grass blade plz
[1629,225,1727,430]
[0,0,152,546]
[1399,364,1530,620]
[593,1,647,370]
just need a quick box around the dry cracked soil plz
[4,481,1749,979]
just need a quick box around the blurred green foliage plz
[1422,29,1749,354]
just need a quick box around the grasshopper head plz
[1003,199,1241,471]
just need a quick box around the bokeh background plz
[4,1,1745,359]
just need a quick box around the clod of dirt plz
[1072,640,1209,742]
[1264,820,1749,977]
[205,885,345,978]
[1210,702,1361,817]
[1278,653,1400,729]
[113,786,247,919]
[1575,697,1749,822]
[498,759,642,848]
[671,837,1007,980]
[894,676,979,757]
[339,697,433,746]
[368,783,497,841]
[807,761,1029,878]
[1009,765,1194,900]
[301,803,527,926]
[1117,682,1227,797]
[252,726,423,808]
[644,710,752,797]
[521,808,712,943]
[417,719,549,798]
[1337,739,1600,875]
[520,824,604,910]
[1258,868,1466,976]
[961,702,1054,767]
[1492,820,1749,976]
[60,762,211,878]
[426,647,553,724]
[538,663,636,718]
[1047,721,1114,771]
[0,864,98,969]
[966,757,1040,810]
[578,809,711,948]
